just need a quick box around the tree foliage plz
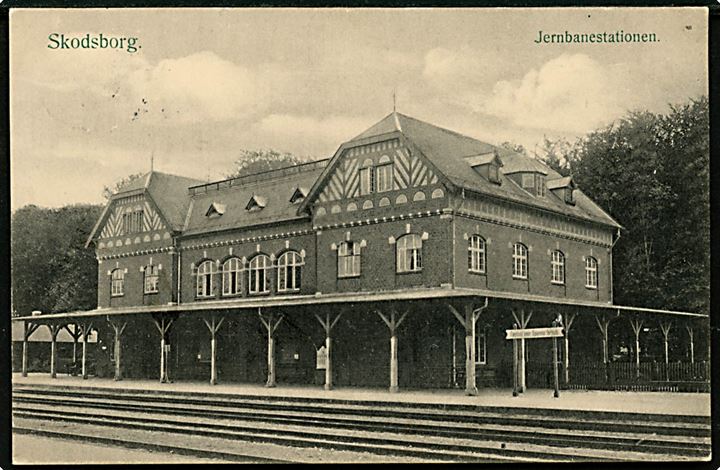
[103,172,144,200]
[540,97,709,314]
[227,149,309,179]
[11,204,103,316]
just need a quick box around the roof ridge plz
[189,158,329,195]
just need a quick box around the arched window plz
[144,265,159,294]
[551,250,565,284]
[338,241,361,278]
[468,235,486,274]
[277,251,303,292]
[196,260,215,298]
[397,234,422,273]
[585,256,598,289]
[222,257,242,296]
[359,158,374,195]
[512,243,528,279]
[111,269,124,297]
[248,254,271,294]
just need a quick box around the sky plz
[10,7,708,210]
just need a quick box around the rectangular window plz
[397,235,422,273]
[535,174,546,197]
[144,265,159,294]
[122,210,144,234]
[375,164,393,193]
[551,251,565,285]
[476,329,487,365]
[512,243,528,279]
[359,167,374,195]
[338,241,361,278]
[468,236,486,274]
[586,257,598,289]
[111,270,124,297]
[521,174,535,190]
[489,165,500,184]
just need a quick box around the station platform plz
[12,373,710,417]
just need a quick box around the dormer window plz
[205,202,226,218]
[547,176,577,205]
[290,187,308,204]
[246,195,267,212]
[464,152,502,185]
[519,172,546,197]
[565,188,575,205]
[535,174,546,197]
[488,164,500,184]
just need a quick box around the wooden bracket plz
[203,315,225,337]
[259,309,283,336]
[659,320,673,340]
[376,309,408,335]
[315,312,343,336]
[564,312,577,334]
[629,317,644,339]
[511,309,533,329]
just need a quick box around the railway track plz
[12,384,710,463]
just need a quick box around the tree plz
[103,173,144,200]
[11,204,103,316]
[566,98,708,314]
[499,141,527,156]
[227,149,309,178]
[537,136,581,177]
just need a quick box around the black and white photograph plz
[7,6,712,464]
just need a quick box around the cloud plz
[481,53,624,133]
[126,51,270,123]
[252,114,372,157]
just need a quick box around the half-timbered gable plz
[87,171,203,308]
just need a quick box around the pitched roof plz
[142,172,205,231]
[86,171,204,247]
[344,112,620,229]
[547,176,576,190]
[182,163,325,237]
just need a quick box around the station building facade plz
[14,112,709,393]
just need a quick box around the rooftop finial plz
[150,151,154,172]
[392,88,397,113]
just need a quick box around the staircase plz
[12,384,711,463]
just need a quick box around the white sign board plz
[506,327,563,340]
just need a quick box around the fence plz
[564,360,710,393]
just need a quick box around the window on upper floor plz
[338,241,361,278]
[196,260,215,298]
[248,254,271,294]
[512,243,528,279]
[585,256,598,289]
[535,174,546,197]
[375,162,393,193]
[277,251,303,292]
[488,164,500,184]
[468,235,486,274]
[143,264,159,294]
[222,257,242,296]
[111,268,125,296]
[551,250,565,285]
[397,234,422,273]
[122,209,144,234]
[565,187,575,205]
[359,159,374,195]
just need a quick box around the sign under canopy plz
[506,326,563,340]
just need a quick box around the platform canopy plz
[10,287,707,322]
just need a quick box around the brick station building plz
[13,112,709,394]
